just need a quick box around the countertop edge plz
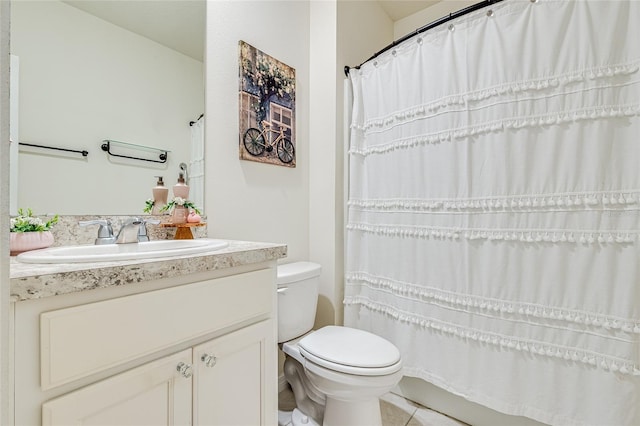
[10,240,287,302]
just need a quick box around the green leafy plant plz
[10,208,59,233]
[143,199,155,214]
[160,197,201,215]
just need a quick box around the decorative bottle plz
[152,176,168,214]
[173,172,190,200]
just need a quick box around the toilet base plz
[278,408,321,426]
[278,409,292,426]
[323,397,382,426]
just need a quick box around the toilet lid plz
[298,326,401,376]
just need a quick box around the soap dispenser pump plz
[173,172,190,200]
[152,176,169,214]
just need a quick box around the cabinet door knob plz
[177,362,193,378]
[201,353,217,368]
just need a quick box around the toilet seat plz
[298,326,402,376]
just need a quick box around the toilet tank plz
[277,261,321,343]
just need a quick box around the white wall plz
[339,0,394,68]
[9,55,18,216]
[323,0,393,326]
[203,0,393,332]
[0,2,11,423]
[307,0,395,329]
[205,1,310,263]
[309,0,338,328]
[394,0,476,38]
[11,1,204,215]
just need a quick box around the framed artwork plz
[238,40,296,167]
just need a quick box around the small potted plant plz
[10,208,59,255]
[160,197,201,224]
[143,199,157,214]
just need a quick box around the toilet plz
[277,262,403,426]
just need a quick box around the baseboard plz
[278,374,289,393]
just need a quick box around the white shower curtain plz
[344,1,640,425]
[190,115,205,212]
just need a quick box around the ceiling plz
[63,0,440,62]
[63,0,206,61]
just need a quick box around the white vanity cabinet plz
[193,320,272,425]
[12,263,278,426]
[42,349,194,425]
[42,321,272,426]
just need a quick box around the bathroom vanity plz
[9,240,286,425]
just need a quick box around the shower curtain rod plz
[344,0,504,77]
[189,113,204,126]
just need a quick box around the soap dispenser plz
[173,172,190,200]
[152,176,169,214]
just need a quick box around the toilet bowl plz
[277,262,403,426]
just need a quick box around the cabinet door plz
[193,320,276,426]
[42,349,192,426]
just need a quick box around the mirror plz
[10,0,205,215]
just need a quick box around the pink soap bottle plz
[173,172,190,200]
[151,176,168,214]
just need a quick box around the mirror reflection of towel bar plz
[19,142,88,157]
[101,139,168,164]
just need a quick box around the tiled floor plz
[279,387,468,426]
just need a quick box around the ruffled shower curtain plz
[190,115,205,211]
[344,1,640,425]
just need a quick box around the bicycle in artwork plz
[242,120,295,164]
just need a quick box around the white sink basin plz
[16,239,229,264]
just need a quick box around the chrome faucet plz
[138,218,161,242]
[80,217,161,245]
[79,219,116,245]
[116,217,144,244]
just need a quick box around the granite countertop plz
[10,240,287,302]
